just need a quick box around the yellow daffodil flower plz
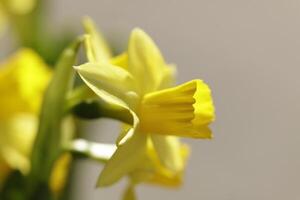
[0,49,51,176]
[0,49,71,193]
[75,18,215,187]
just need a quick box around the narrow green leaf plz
[27,37,83,194]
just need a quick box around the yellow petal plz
[0,114,37,174]
[151,135,184,172]
[75,62,141,145]
[148,142,189,187]
[83,17,112,62]
[110,53,128,69]
[74,62,138,107]
[158,64,177,90]
[97,133,147,187]
[128,28,169,94]
[140,80,215,138]
[130,140,189,187]
[0,48,51,119]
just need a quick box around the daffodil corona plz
[75,18,215,191]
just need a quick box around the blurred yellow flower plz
[75,18,215,187]
[0,49,50,177]
[0,49,71,193]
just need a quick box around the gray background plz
[50,0,299,199]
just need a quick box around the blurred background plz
[2,0,300,199]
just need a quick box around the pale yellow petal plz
[75,62,141,145]
[148,142,189,187]
[74,62,138,107]
[97,133,147,187]
[130,140,189,187]
[0,114,37,174]
[151,135,184,172]
[83,17,112,62]
[158,64,177,90]
[0,48,51,119]
[110,53,128,69]
[128,28,168,94]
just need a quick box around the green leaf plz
[27,37,83,193]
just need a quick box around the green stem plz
[65,139,115,163]
[66,86,133,124]
[64,85,96,113]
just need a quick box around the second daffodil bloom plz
[0,49,72,193]
[0,49,51,178]
[75,19,215,187]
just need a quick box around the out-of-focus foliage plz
[0,48,76,198]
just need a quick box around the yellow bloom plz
[0,49,71,193]
[75,18,215,187]
[0,49,50,177]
